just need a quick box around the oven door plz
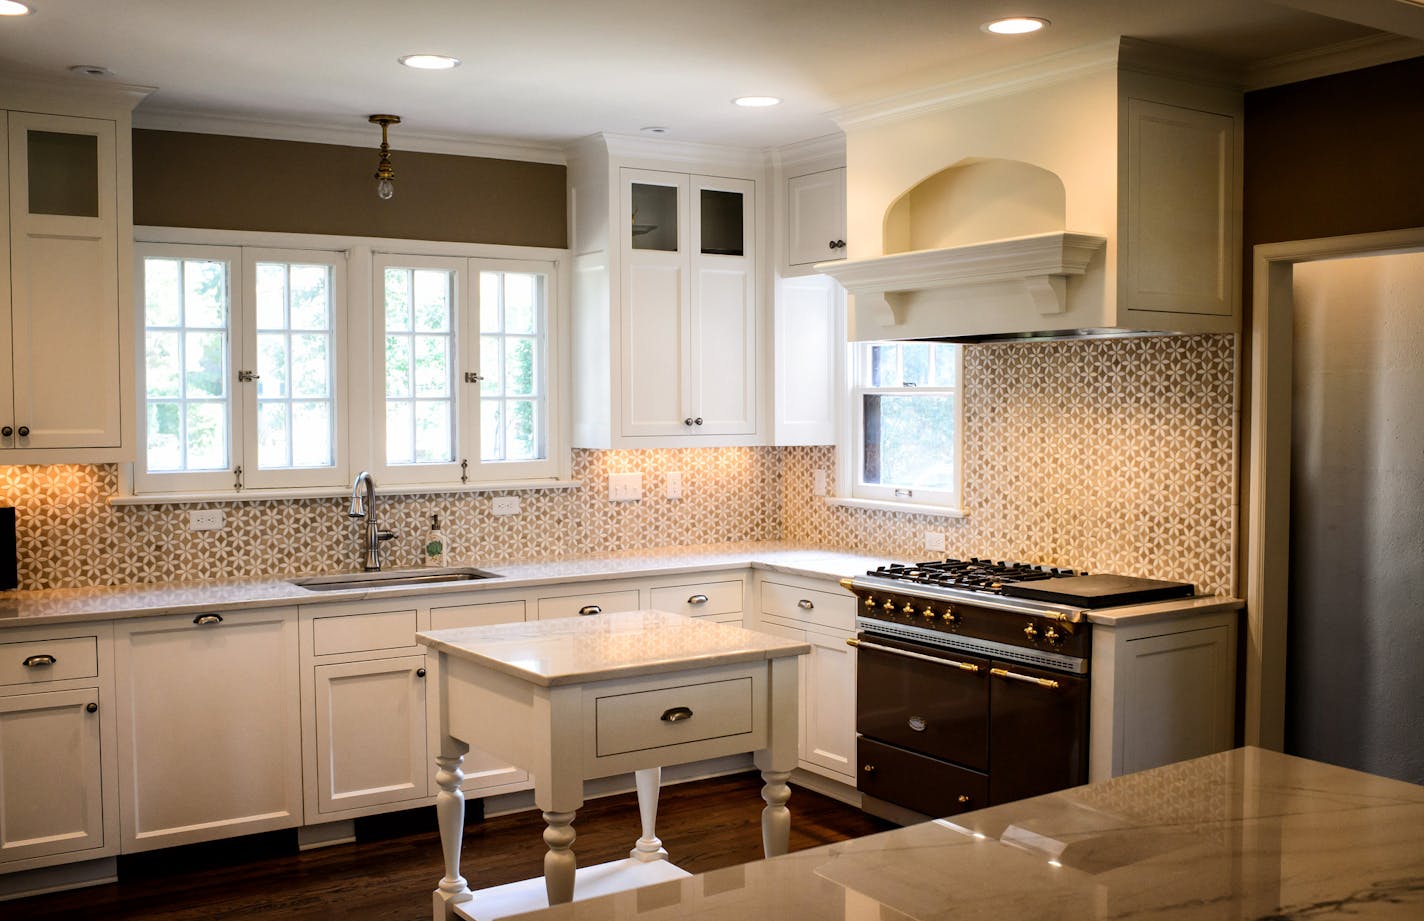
[988,661,1089,805]
[854,633,990,771]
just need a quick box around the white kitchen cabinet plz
[114,608,302,852]
[568,136,765,448]
[313,655,428,815]
[1090,609,1238,782]
[787,167,846,267]
[753,575,858,784]
[774,273,842,446]
[0,81,147,463]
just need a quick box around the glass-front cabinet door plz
[3,112,120,450]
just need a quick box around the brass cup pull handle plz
[687,594,709,605]
[193,613,224,626]
[660,706,693,723]
[990,667,1060,690]
[797,599,814,610]
[22,654,57,668]
[578,604,602,616]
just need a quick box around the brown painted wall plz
[1244,55,1424,250]
[133,129,566,248]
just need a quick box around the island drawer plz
[649,580,742,617]
[537,590,640,620]
[0,635,99,686]
[312,608,419,655]
[760,579,855,632]
[594,676,754,757]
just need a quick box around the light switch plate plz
[492,496,520,516]
[609,472,643,502]
[924,530,946,552]
[812,469,828,497]
[189,509,224,531]
[665,471,683,499]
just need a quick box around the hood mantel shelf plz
[817,231,1106,327]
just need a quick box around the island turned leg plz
[758,769,793,857]
[630,767,668,862]
[542,810,578,904]
[432,740,473,921]
[756,655,800,858]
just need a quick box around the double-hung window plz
[373,254,557,485]
[849,340,962,510]
[136,243,346,492]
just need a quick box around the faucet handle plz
[377,530,398,542]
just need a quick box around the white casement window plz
[849,340,963,510]
[373,254,558,485]
[135,243,347,493]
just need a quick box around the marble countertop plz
[506,747,1424,921]
[417,609,811,687]
[0,540,1239,629]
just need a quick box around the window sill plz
[823,496,968,518]
[110,478,584,506]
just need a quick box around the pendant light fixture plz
[368,114,401,200]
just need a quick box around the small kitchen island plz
[416,610,811,921]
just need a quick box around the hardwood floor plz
[10,774,892,920]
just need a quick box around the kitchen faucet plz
[348,471,397,571]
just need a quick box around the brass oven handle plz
[660,706,693,723]
[846,638,981,673]
[687,594,709,605]
[990,667,1060,689]
[22,654,57,668]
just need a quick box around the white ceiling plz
[0,0,1419,153]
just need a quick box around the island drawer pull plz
[22,654,57,668]
[687,594,709,605]
[797,599,814,610]
[193,613,224,626]
[990,667,1060,690]
[660,706,694,723]
[578,604,602,617]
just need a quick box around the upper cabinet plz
[569,136,765,449]
[0,80,149,463]
[786,167,846,268]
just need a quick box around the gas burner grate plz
[869,558,1085,593]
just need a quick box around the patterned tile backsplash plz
[0,334,1235,595]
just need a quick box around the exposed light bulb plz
[376,177,395,200]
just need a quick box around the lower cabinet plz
[114,608,302,852]
[312,655,428,814]
[0,687,105,865]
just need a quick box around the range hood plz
[820,38,1243,342]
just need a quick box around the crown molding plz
[131,107,567,164]
[1244,32,1424,90]
[590,132,768,171]
[826,39,1121,130]
[768,133,845,172]
[0,71,155,114]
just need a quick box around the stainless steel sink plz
[289,567,501,592]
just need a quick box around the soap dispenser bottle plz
[424,513,445,568]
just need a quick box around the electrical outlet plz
[924,530,946,552]
[812,469,828,497]
[189,509,224,531]
[492,496,520,516]
[665,471,683,500]
[608,472,643,502]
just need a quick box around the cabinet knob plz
[22,654,57,668]
[16,425,28,437]
[862,764,877,774]
[957,794,970,805]
[194,613,224,626]
[578,604,602,616]
[694,417,703,426]
[1,426,11,437]
[416,667,427,678]
[684,417,694,426]
[87,702,99,714]
[687,594,709,605]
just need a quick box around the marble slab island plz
[502,747,1424,921]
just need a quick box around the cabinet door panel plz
[788,168,846,267]
[314,656,427,814]
[692,264,755,434]
[0,687,104,864]
[115,610,301,851]
[774,274,839,446]
[1120,625,1233,774]
[622,260,687,434]
[803,631,855,780]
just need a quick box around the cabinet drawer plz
[312,609,419,655]
[537,590,640,620]
[857,737,988,819]
[429,600,526,630]
[649,580,742,617]
[0,636,98,686]
[595,676,753,757]
[760,580,854,632]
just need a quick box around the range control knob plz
[1024,623,1039,640]
[882,599,895,612]
[901,603,915,615]
[921,606,935,620]
[864,596,877,609]
[1044,627,1060,645]
[941,606,958,625]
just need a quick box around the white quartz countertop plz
[0,540,1239,628]
[507,747,1424,921]
[417,609,811,687]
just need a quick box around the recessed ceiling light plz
[983,17,1050,35]
[640,126,670,134]
[399,53,461,70]
[0,1,34,16]
[69,64,114,78]
[733,96,781,108]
